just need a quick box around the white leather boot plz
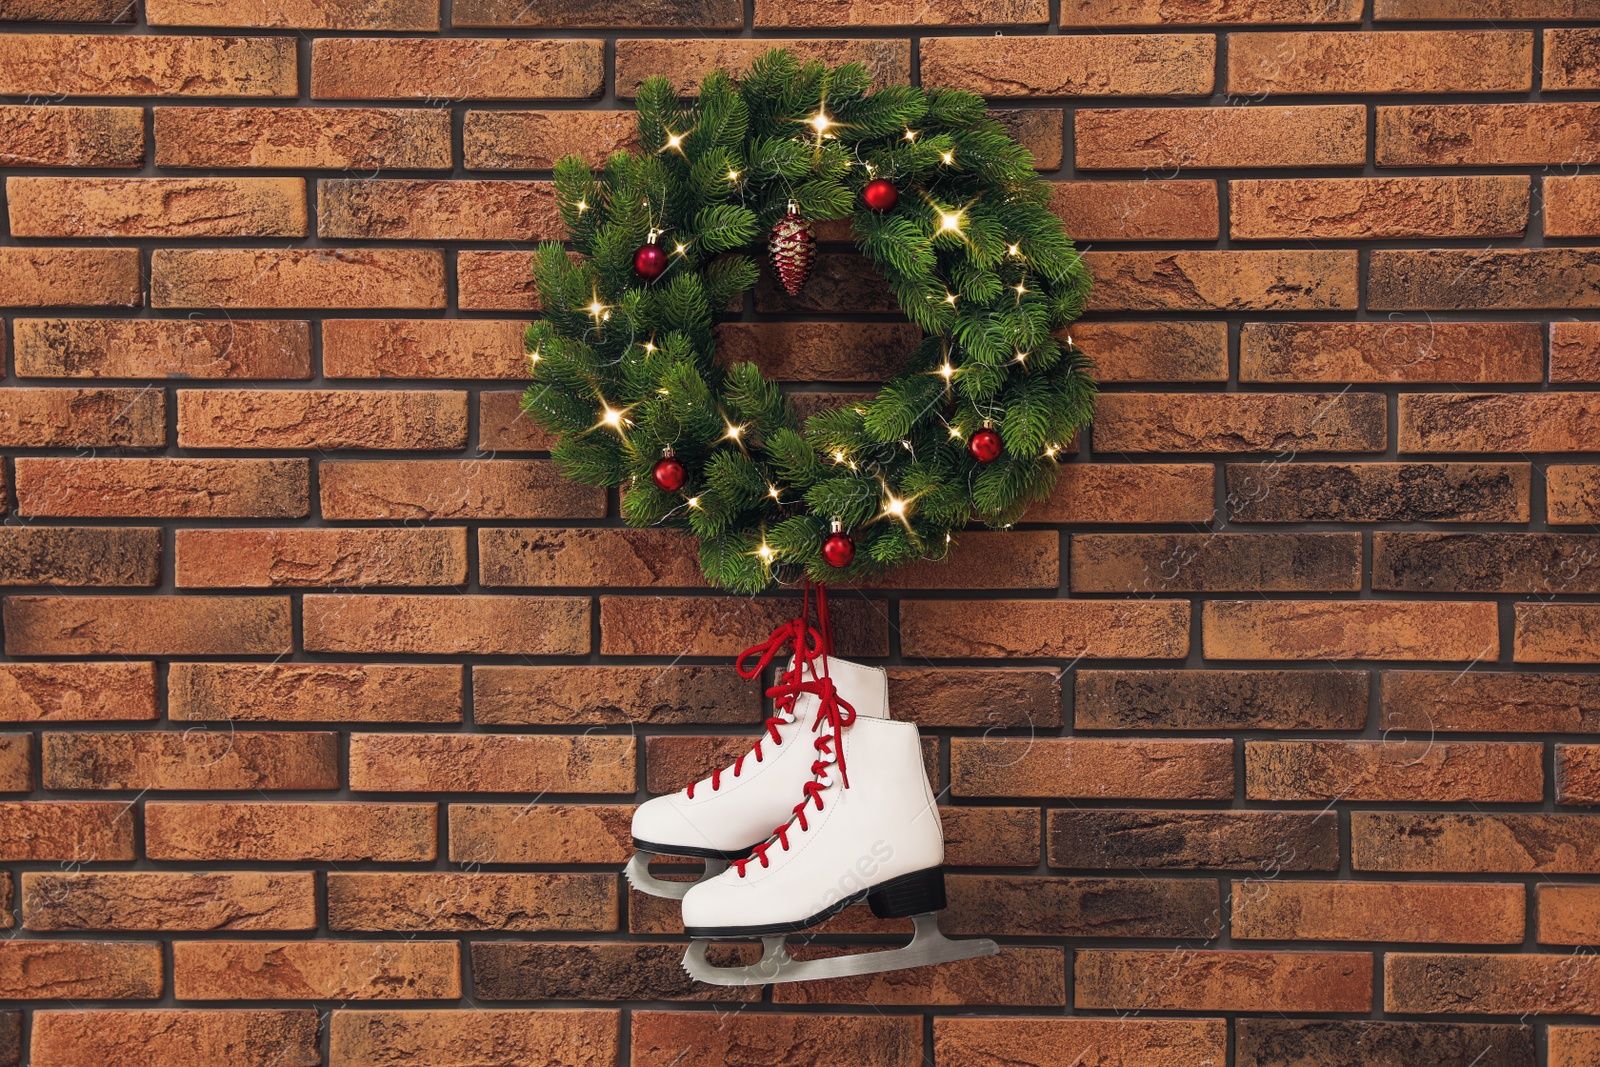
[627,644,888,899]
[678,712,996,984]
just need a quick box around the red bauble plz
[651,455,686,492]
[862,177,899,213]
[822,531,857,568]
[967,427,1003,464]
[633,242,669,281]
[769,210,816,296]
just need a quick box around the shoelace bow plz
[732,678,856,877]
[686,610,826,800]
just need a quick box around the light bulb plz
[809,112,832,134]
[756,541,776,562]
[938,211,962,233]
[938,362,954,380]
[600,405,624,428]
[1007,243,1021,256]
[576,199,588,213]
[724,423,744,441]
[687,496,700,508]
[665,131,683,149]
[727,169,740,181]
[940,150,954,165]
[885,495,906,518]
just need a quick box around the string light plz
[903,129,917,141]
[528,349,542,366]
[755,541,776,563]
[948,425,963,439]
[943,292,958,306]
[674,242,689,255]
[687,496,701,508]
[1014,350,1029,364]
[576,199,588,213]
[1014,280,1028,298]
[938,210,963,233]
[600,405,624,428]
[664,131,684,151]
[940,150,954,165]
[642,340,656,353]
[768,484,781,500]
[809,111,833,134]
[832,449,847,463]
[1007,242,1021,256]
[938,362,955,380]
[885,495,907,518]
[724,422,744,442]
[727,169,740,181]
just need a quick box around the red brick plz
[319,459,604,520]
[921,34,1213,97]
[145,801,436,861]
[1027,463,1214,523]
[1402,393,1600,452]
[0,662,155,723]
[147,0,438,27]
[1231,176,1528,239]
[349,733,633,793]
[1052,180,1219,242]
[169,662,462,723]
[323,319,526,379]
[1374,532,1600,594]
[1538,885,1600,944]
[1076,950,1372,1013]
[1072,532,1360,593]
[1377,0,1600,17]
[311,38,602,100]
[1070,321,1227,383]
[464,109,637,169]
[1228,461,1530,523]
[887,668,1060,729]
[176,528,464,589]
[448,803,634,866]
[456,250,541,311]
[151,248,445,309]
[22,872,316,932]
[458,0,738,25]
[1077,669,1368,732]
[332,1009,620,1067]
[1353,812,1600,874]
[2,2,132,21]
[1246,740,1543,802]
[0,735,30,792]
[0,941,162,1000]
[952,738,1232,799]
[327,872,617,932]
[902,598,1189,659]
[1064,0,1359,20]
[5,594,290,656]
[1379,103,1600,166]
[1546,175,1600,237]
[42,730,337,791]
[320,179,560,241]
[304,594,588,655]
[0,387,162,448]
[1204,600,1499,661]
[1386,953,1600,1016]
[1237,1020,1536,1067]
[479,391,554,450]
[1086,251,1359,311]
[1517,604,1600,663]
[0,106,143,168]
[771,947,1065,1007]
[14,318,311,379]
[1232,880,1524,944]
[1374,249,1600,311]
[1550,465,1600,524]
[598,595,888,658]
[715,321,923,381]
[1240,321,1543,383]
[7,177,306,238]
[16,458,308,518]
[1559,745,1600,806]
[993,108,1064,168]
[0,526,159,587]
[615,39,910,97]
[155,106,452,169]
[1546,28,1600,91]
[0,802,134,861]
[471,941,763,1003]
[0,33,295,97]
[0,248,141,307]
[1382,670,1600,734]
[1077,105,1365,169]
[637,1011,918,1067]
[943,808,1042,867]
[29,1010,319,1067]
[474,665,753,726]
[757,0,1043,25]
[1552,323,1600,383]
[1229,31,1531,94]
[173,940,459,1001]
[176,388,466,450]
[1552,1027,1600,1067]
[936,1017,1225,1067]
[1095,391,1384,453]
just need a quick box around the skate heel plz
[868,866,947,919]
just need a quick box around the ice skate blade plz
[624,852,728,901]
[681,912,998,986]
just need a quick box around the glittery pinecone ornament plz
[768,205,816,296]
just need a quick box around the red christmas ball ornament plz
[967,426,1004,464]
[633,242,669,281]
[821,525,856,568]
[862,177,899,213]
[651,451,687,492]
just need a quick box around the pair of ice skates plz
[626,584,996,986]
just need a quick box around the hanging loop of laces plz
[689,580,836,800]
[731,581,857,876]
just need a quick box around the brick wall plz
[1,0,1599,1065]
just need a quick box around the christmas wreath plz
[522,49,1095,593]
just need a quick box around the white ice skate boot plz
[679,712,997,985]
[626,597,888,900]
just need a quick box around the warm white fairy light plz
[600,406,624,428]
[576,199,588,213]
[938,210,963,233]
[809,111,832,134]
[1014,280,1028,297]
[586,297,609,321]
[687,496,701,508]
[1044,443,1061,458]
[904,129,917,141]
[943,291,958,306]
[949,425,963,439]
[528,349,541,366]
[756,541,776,563]
[727,169,740,181]
[938,362,955,380]
[665,131,684,150]
[1007,242,1021,256]
[1014,350,1029,364]
[940,150,954,165]
[674,242,689,255]
[768,484,781,500]
[642,340,656,353]
[724,422,744,442]
[885,495,907,518]
[832,449,847,463]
